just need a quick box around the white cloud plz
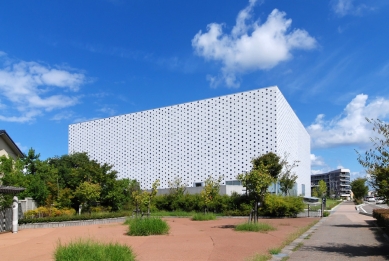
[332,0,375,17]
[73,117,100,124]
[15,142,28,153]
[311,169,327,175]
[97,106,116,116]
[0,54,86,122]
[192,0,317,88]
[51,111,74,121]
[310,154,326,167]
[308,94,389,149]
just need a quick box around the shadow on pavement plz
[330,220,389,244]
[301,244,389,258]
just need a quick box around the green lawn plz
[308,199,342,211]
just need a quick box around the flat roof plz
[0,186,25,194]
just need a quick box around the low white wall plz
[156,185,245,196]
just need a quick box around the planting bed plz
[0,217,318,261]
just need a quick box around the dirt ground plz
[0,217,319,261]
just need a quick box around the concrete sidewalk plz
[286,201,389,260]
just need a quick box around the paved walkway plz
[286,201,389,260]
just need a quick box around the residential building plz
[0,130,24,160]
[69,86,311,196]
[311,169,351,199]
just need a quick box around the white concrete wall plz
[69,86,310,192]
[276,92,311,197]
[155,185,245,196]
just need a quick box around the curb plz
[270,215,326,261]
[270,217,325,261]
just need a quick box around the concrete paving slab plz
[287,202,389,261]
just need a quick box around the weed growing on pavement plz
[127,217,169,236]
[245,253,272,261]
[292,242,304,251]
[54,239,135,261]
[235,222,276,232]
[268,247,281,254]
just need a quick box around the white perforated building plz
[69,86,311,196]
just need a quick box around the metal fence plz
[0,208,12,233]
[297,204,322,218]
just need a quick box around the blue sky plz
[1,0,389,180]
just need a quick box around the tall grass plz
[235,222,276,232]
[127,217,169,236]
[54,239,135,261]
[191,213,217,221]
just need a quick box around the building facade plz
[69,86,311,196]
[311,169,351,199]
[0,130,24,160]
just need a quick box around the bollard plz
[12,196,19,233]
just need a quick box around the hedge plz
[373,209,389,232]
[19,211,131,224]
[260,194,305,217]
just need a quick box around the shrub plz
[24,207,76,219]
[235,222,276,232]
[373,209,389,232]
[191,213,216,221]
[323,211,330,217]
[261,195,304,217]
[150,210,195,217]
[127,217,169,236]
[55,239,135,261]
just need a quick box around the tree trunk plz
[254,201,258,223]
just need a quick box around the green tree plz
[48,152,119,210]
[251,152,282,179]
[278,157,299,196]
[200,176,221,214]
[131,180,159,217]
[237,163,274,223]
[314,180,327,197]
[0,156,27,208]
[22,148,41,175]
[168,176,187,197]
[357,118,389,203]
[74,181,101,214]
[103,178,134,211]
[350,178,368,200]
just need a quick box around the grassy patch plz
[235,222,276,233]
[268,247,281,255]
[245,253,272,261]
[323,211,330,217]
[127,217,169,236]
[54,239,135,261]
[191,213,217,221]
[325,199,341,210]
[292,242,304,251]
